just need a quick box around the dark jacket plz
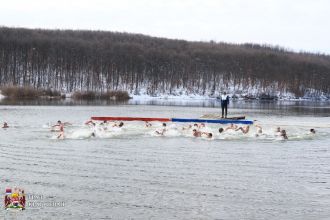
[220,95,229,106]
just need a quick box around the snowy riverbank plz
[129,92,330,101]
[1,89,329,102]
[0,91,5,100]
[128,86,329,101]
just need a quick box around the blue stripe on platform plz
[171,118,253,124]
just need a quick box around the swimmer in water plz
[218,128,224,133]
[192,129,202,137]
[53,120,71,127]
[113,122,124,127]
[85,120,97,137]
[102,120,109,130]
[2,122,9,128]
[182,124,192,130]
[236,125,250,134]
[145,121,152,128]
[254,124,263,137]
[225,123,238,131]
[255,124,263,134]
[198,123,206,129]
[205,132,213,138]
[52,121,65,139]
[281,129,288,140]
[275,127,281,136]
[193,129,213,138]
[99,121,108,131]
[155,123,167,135]
[51,120,71,132]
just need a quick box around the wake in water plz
[46,120,324,141]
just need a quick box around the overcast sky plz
[1,0,329,53]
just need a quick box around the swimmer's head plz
[103,120,107,123]
[219,128,224,133]
[310,128,316,134]
[162,123,166,127]
[276,127,281,132]
[193,124,198,127]
[208,133,213,138]
[119,122,124,127]
[57,120,61,124]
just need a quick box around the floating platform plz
[200,114,245,120]
[171,118,252,124]
[91,116,253,125]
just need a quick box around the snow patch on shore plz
[129,87,329,101]
[0,91,5,100]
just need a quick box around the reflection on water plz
[1,98,329,116]
[130,99,330,116]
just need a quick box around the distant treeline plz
[0,27,329,97]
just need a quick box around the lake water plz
[0,100,330,220]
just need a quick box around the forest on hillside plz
[0,27,329,98]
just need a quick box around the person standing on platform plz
[220,92,230,118]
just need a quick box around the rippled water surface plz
[0,101,330,220]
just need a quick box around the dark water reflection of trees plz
[1,98,329,116]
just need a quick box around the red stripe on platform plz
[91,117,171,122]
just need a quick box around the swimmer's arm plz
[155,130,163,135]
[236,127,247,133]
[255,124,262,129]
[160,128,167,135]
[85,120,93,125]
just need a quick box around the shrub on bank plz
[1,86,41,99]
[42,89,61,97]
[0,86,62,99]
[72,91,96,100]
[0,86,130,101]
[72,90,130,101]
[100,91,131,101]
